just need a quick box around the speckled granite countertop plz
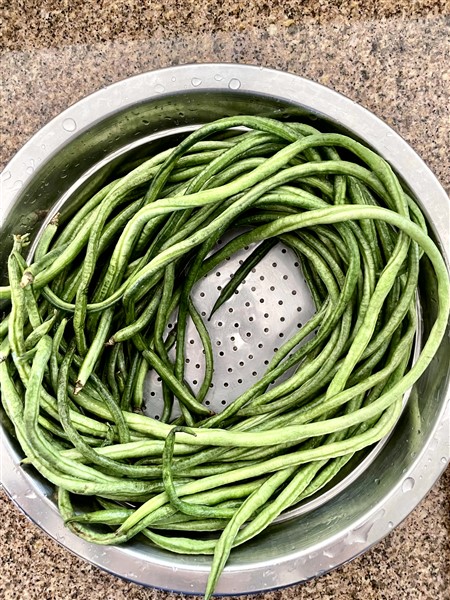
[1,2,449,599]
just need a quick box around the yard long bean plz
[0,116,448,599]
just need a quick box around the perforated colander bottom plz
[143,228,316,420]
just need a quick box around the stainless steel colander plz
[1,64,448,596]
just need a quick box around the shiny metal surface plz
[1,64,449,596]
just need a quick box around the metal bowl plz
[1,64,449,596]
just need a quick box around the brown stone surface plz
[1,1,449,599]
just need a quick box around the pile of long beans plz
[0,116,449,597]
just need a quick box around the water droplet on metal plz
[13,180,23,190]
[388,521,394,529]
[171,76,176,82]
[25,489,37,499]
[155,84,165,93]
[228,78,241,90]
[402,477,415,492]
[347,520,375,544]
[3,171,12,181]
[441,456,447,464]
[62,118,77,132]
[214,74,224,81]
[191,77,202,87]
[26,166,34,175]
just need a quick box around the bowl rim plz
[1,62,449,596]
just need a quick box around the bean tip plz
[173,426,197,438]
[20,271,34,288]
[105,337,115,346]
[13,232,31,246]
[73,380,84,395]
[50,212,60,227]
